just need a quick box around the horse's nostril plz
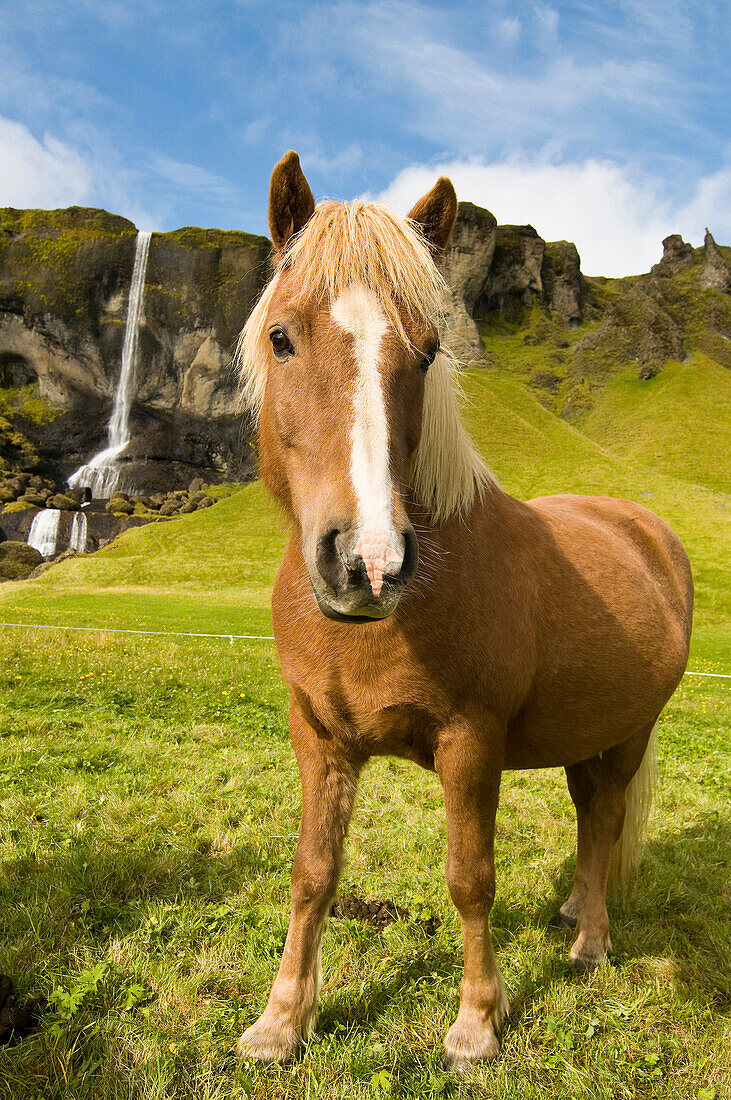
[397,526,419,585]
[316,527,347,594]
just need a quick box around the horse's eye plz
[270,329,294,359]
[421,342,439,372]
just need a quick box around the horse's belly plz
[502,496,692,769]
[503,679,657,769]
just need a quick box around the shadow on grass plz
[0,836,291,954]
[0,815,727,1025]
[318,812,730,1034]
[526,813,731,1008]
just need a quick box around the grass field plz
[0,366,729,1098]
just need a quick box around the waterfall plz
[69,230,152,498]
[69,510,88,553]
[27,509,61,558]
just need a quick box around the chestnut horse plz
[235,151,693,1068]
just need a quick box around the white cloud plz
[374,157,731,276]
[0,115,94,208]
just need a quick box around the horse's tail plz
[608,720,659,894]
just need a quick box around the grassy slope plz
[581,354,731,495]
[0,483,287,636]
[1,366,728,647]
[0,358,728,1099]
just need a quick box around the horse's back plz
[528,493,693,641]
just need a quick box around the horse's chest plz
[291,651,442,767]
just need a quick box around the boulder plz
[188,477,206,493]
[158,501,180,516]
[26,547,79,580]
[105,497,134,515]
[700,229,731,292]
[48,493,80,511]
[19,491,47,507]
[0,540,43,581]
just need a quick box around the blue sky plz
[0,0,728,274]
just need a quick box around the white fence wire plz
[0,620,727,676]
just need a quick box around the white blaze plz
[331,285,403,597]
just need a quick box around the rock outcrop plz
[568,286,683,407]
[440,202,497,364]
[541,241,586,326]
[651,234,695,277]
[480,225,545,318]
[700,229,731,292]
[439,211,588,361]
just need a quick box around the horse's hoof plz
[549,910,577,930]
[442,995,506,1070]
[442,1026,501,1069]
[441,1051,474,1072]
[236,1017,299,1064]
[570,933,612,975]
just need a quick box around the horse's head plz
[239,152,488,623]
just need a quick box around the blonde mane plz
[236,199,493,524]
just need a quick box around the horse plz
[234,151,693,1069]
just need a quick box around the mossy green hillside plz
[477,247,731,425]
[0,207,137,328]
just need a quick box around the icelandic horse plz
[234,151,693,1068]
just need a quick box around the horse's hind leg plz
[569,721,655,971]
[558,754,602,927]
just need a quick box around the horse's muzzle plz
[310,522,419,622]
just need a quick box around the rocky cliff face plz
[439,207,587,363]
[0,208,270,490]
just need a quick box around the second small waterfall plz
[69,230,152,498]
[69,511,88,553]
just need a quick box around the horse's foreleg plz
[558,755,602,927]
[436,729,507,1069]
[570,723,653,971]
[237,697,360,1063]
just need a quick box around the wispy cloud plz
[0,114,159,228]
[0,115,92,208]
[332,1,682,155]
[149,156,242,206]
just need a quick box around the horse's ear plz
[407,177,458,254]
[268,150,316,251]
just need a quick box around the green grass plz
[581,354,731,495]
[0,365,728,1098]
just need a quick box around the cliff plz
[0,204,728,498]
[0,208,271,489]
